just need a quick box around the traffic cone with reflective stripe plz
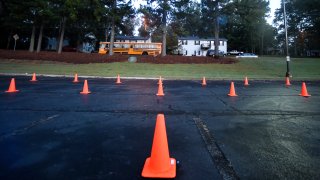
[244,76,249,86]
[202,77,207,86]
[73,73,79,83]
[285,77,291,86]
[299,82,311,97]
[116,74,121,84]
[141,114,176,178]
[30,73,37,82]
[156,81,164,96]
[228,82,237,96]
[80,80,91,94]
[5,78,19,93]
[157,76,162,85]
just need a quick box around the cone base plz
[5,90,19,93]
[30,80,37,82]
[299,94,311,97]
[80,91,91,94]
[116,82,122,84]
[228,94,238,97]
[156,93,164,96]
[244,83,249,86]
[141,157,176,178]
[73,80,79,83]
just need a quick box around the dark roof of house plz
[178,36,227,41]
[115,36,150,40]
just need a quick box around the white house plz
[115,36,151,43]
[177,36,227,56]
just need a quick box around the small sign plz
[13,34,19,40]
[286,56,290,62]
[13,34,19,51]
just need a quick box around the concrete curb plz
[0,73,319,81]
[0,73,160,80]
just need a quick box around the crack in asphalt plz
[0,108,319,116]
[194,117,239,180]
[207,88,256,115]
[0,114,59,141]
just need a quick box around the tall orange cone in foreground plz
[202,77,207,86]
[80,80,91,94]
[228,82,238,96]
[156,81,164,96]
[285,77,291,86]
[299,82,311,97]
[30,73,37,82]
[73,73,79,83]
[142,114,176,178]
[5,78,19,93]
[157,76,162,85]
[244,76,249,86]
[116,74,122,84]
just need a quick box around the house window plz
[194,50,197,56]
[185,50,188,55]
[194,41,200,45]
[182,40,188,45]
[198,51,200,55]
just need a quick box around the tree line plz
[0,0,318,56]
[274,0,320,57]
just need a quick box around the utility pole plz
[214,0,220,58]
[283,0,291,77]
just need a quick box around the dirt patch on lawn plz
[0,50,238,64]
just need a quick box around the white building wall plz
[179,39,227,56]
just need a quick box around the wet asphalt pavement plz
[0,75,319,180]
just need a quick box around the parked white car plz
[227,50,243,55]
[236,53,258,58]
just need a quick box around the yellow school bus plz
[99,42,162,56]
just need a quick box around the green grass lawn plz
[0,57,320,80]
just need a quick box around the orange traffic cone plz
[228,82,238,96]
[156,81,164,96]
[5,78,19,93]
[30,73,37,82]
[202,77,207,86]
[141,114,176,178]
[73,73,79,83]
[80,80,91,94]
[244,76,249,86]
[116,74,122,84]
[299,82,311,97]
[157,76,163,85]
[285,77,291,86]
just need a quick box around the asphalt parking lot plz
[0,75,319,180]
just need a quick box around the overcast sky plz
[268,0,281,25]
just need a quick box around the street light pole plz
[283,0,291,77]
